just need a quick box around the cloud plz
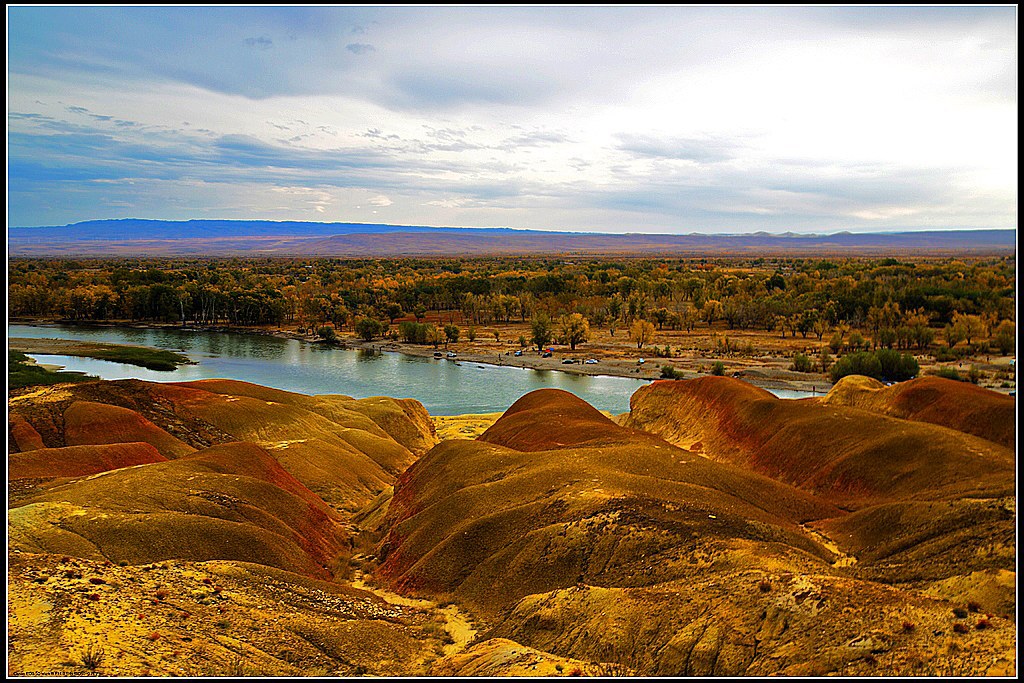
[368,194,393,207]
[6,7,1016,231]
[244,35,273,50]
[616,134,736,163]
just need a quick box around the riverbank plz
[8,337,193,371]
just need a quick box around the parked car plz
[433,351,443,358]
[637,358,646,365]
[584,358,598,364]
[562,358,575,364]
[514,350,523,357]
[542,351,552,358]
[446,351,457,358]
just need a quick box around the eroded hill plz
[378,384,1016,675]
[7,376,1016,676]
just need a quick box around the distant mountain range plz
[7,219,1017,257]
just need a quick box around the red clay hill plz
[375,384,1015,675]
[821,374,1015,449]
[7,377,1016,677]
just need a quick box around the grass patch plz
[8,350,97,389]
[85,345,190,371]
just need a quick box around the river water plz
[8,324,813,415]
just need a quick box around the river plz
[8,324,813,415]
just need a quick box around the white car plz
[584,358,598,364]
[446,352,457,358]
[637,358,646,365]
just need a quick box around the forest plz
[8,255,1016,366]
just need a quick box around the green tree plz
[531,312,553,352]
[385,302,404,324]
[354,317,384,341]
[444,324,460,348]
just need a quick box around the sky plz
[6,5,1018,233]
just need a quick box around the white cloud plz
[6,7,1017,231]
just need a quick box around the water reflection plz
[9,324,812,415]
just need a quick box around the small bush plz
[155,589,168,601]
[87,594,100,602]
[147,632,161,641]
[80,644,105,671]
[953,607,968,618]
[660,365,682,380]
[933,366,963,381]
[758,580,772,593]
[88,577,106,585]
[316,326,338,344]
[952,623,969,634]
[966,601,981,613]
[790,353,814,373]
[710,361,725,376]
[902,621,916,632]
[830,349,918,383]
[966,366,982,384]
[975,618,990,630]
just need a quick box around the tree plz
[818,347,832,373]
[952,312,985,346]
[444,324,460,348]
[702,299,723,326]
[413,304,427,322]
[531,312,553,352]
[992,320,1015,355]
[425,325,443,349]
[354,317,384,341]
[630,319,656,350]
[385,302,404,325]
[559,313,590,351]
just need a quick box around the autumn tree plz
[559,313,590,351]
[630,319,656,350]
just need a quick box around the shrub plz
[758,579,772,593]
[80,644,105,671]
[966,366,982,384]
[711,361,725,376]
[155,589,168,601]
[933,366,962,381]
[354,317,384,341]
[790,353,813,373]
[952,623,968,634]
[975,618,990,630]
[316,326,338,344]
[660,365,682,380]
[830,349,918,383]
[875,348,919,381]
[953,607,969,618]
[829,352,881,383]
[967,601,981,613]
[902,621,916,632]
